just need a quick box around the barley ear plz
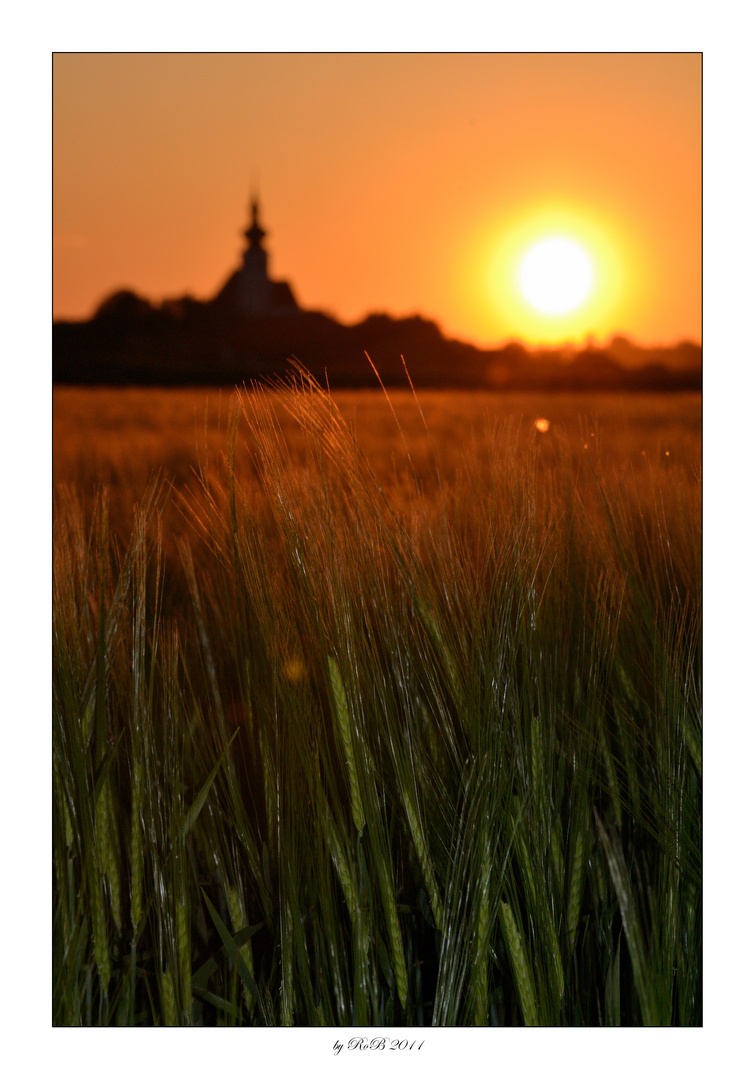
[566,826,586,956]
[328,657,365,832]
[403,795,443,931]
[499,901,539,1026]
[380,866,408,1010]
[97,780,122,933]
[159,966,179,1026]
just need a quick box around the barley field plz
[52,377,701,1026]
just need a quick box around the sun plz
[518,236,594,315]
[476,204,624,344]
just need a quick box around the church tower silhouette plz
[229,195,300,317]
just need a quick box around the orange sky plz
[53,53,701,348]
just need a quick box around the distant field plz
[54,385,700,531]
[53,380,701,1026]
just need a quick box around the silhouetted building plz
[213,196,300,317]
[53,190,701,390]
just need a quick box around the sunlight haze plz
[53,53,701,347]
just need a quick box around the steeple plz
[237,195,271,313]
[229,193,299,317]
[244,198,267,251]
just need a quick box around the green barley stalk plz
[130,758,143,934]
[514,825,538,910]
[328,657,365,832]
[227,885,255,1015]
[615,658,640,711]
[614,702,642,819]
[91,871,111,992]
[683,712,702,777]
[499,901,539,1026]
[53,765,75,945]
[416,598,463,710]
[593,837,608,907]
[403,794,443,931]
[598,721,623,828]
[595,810,657,1026]
[177,893,192,1022]
[549,824,565,902]
[513,825,564,1007]
[62,783,74,851]
[280,899,295,1024]
[259,729,278,837]
[471,825,492,1025]
[130,508,148,937]
[322,800,359,924]
[531,715,544,812]
[605,934,622,1025]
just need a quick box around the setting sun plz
[518,237,594,315]
[478,201,629,345]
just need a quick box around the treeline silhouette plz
[53,287,701,391]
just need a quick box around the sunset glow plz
[518,237,594,315]
[479,201,629,344]
[53,54,701,348]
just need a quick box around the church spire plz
[233,191,299,317]
[244,197,267,250]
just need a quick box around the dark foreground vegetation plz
[53,376,701,1025]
